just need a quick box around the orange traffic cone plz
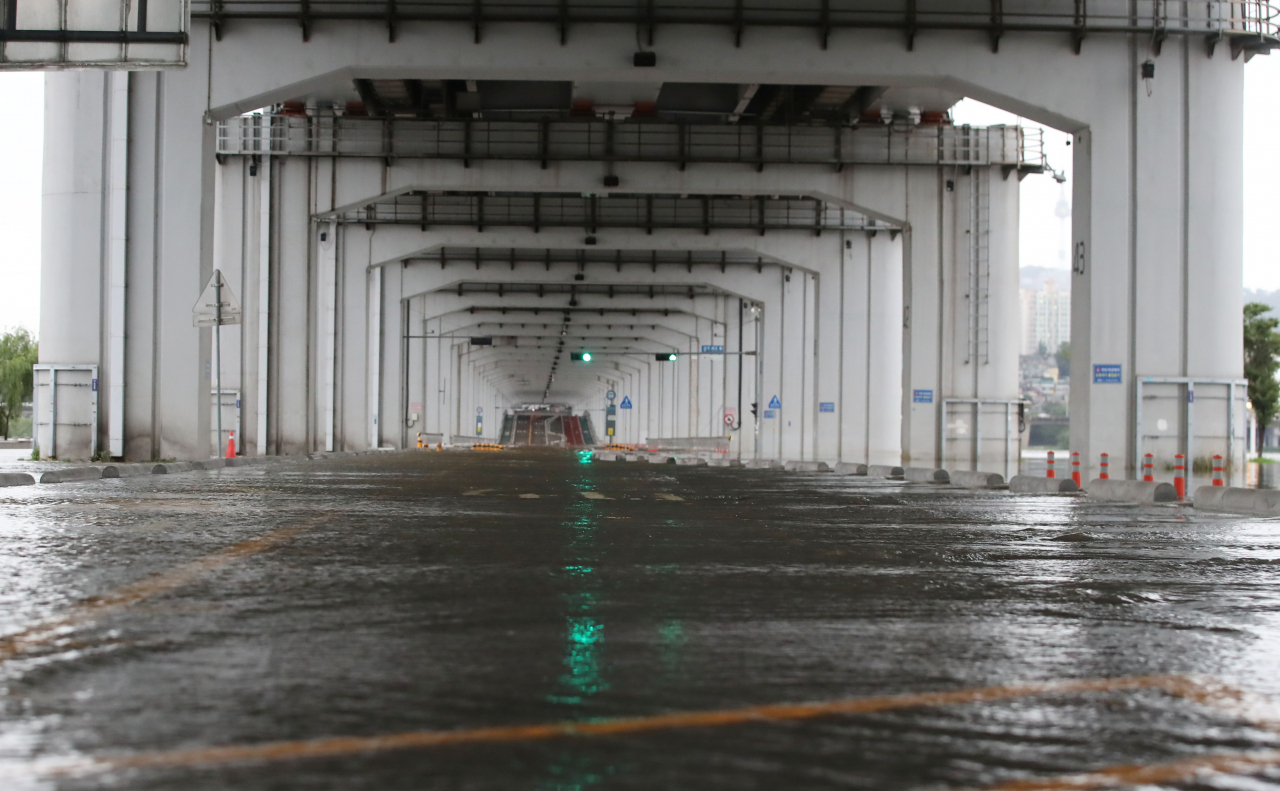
[225,430,236,459]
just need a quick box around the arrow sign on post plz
[192,270,242,327]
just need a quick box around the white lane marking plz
[655,493,685,501]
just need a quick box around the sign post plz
[193,270,242,458]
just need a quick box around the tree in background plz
[0,329,38,439]
[1055,342,1071,377]
[1244,303,1280,456]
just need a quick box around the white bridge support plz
[38,16,1256,476]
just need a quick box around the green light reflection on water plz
[548,496,608,705]
[539,473,616,789]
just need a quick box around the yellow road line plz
[0,515,329,663]
[49,675,1222,777]
[967,750,1280,790]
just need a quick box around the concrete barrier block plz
[833,462,868,476]
[593,451,617,461]
[1193,485,1280,516]
[904,467,950,484]
[783,460,831,472]
[1086,478,1175,503]
[38,467,104,484]
[745,459,782,470]
[152,462,194,474]
[676,457,708,466]
[1009,475,1080,494]
[193,459,227,471]
[101,463,154,479]
[949,470,1005,489]
[706,458,742,467]
[867,464,905,479]
[0,472,35,487]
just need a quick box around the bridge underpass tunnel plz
[17,3,1280,788]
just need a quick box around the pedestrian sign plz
[620,396,632,409]
[768,395,781,409]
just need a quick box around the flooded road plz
[2,449,1280,789]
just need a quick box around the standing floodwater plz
[2,450,1280,789]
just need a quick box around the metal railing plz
[217,115,1047,171]
[337,192,880,232]
[190,1,1279,51]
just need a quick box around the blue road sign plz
[768,395,781,409]
[1093,364,1122,384]
[763,409,777,418]
[620,396,633,409]
[701,344,725,353]
[912,389,933,403]
[606,389,616,400]
[819,402,835,413]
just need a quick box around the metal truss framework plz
[191,0,1277,56]
[218,116,1046,174]
[189,0,1280,56]
[339,192,883,233]
[412,247,781,271]
[0,0,188,43]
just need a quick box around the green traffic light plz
[667,353,677,361]
[581,352,592,362]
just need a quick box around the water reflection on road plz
[0,450,1277,789]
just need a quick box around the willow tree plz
[1244,303,1280,457]
[0,329,37,440]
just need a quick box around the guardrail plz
[190,1,1279,53]
[216,116,1047,172]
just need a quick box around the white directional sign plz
[192,270,242,327]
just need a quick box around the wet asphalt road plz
[3,449,1280,790]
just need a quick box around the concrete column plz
[868,232,905,466]
[379,263,403,448]
[40,71,106,461]
[124,72,161,461]
[1071,46,1246,480]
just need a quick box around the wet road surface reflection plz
[2,449,1280,789]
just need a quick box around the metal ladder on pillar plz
[966,168,991,366]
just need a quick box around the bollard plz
[437,442,442,452]
[1046,450,1055,479]
[1100,453,1110,480]
[417,432,423,449]
[1174,454,1186,500]
[1143,453,1154,483]
[1071,451,1081,487]
[225,430,236,459]
[1213,455,1224,487]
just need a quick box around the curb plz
[904,467,949,484]
[832,462,868,476]
[1191,485,1280,516]
[1009,475,1079,494]
[1087,478,1176,504]
[783,461,831,472]
[0,472,36,487]
[949,470,1005,489]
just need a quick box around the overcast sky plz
[1,57,1277,338]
